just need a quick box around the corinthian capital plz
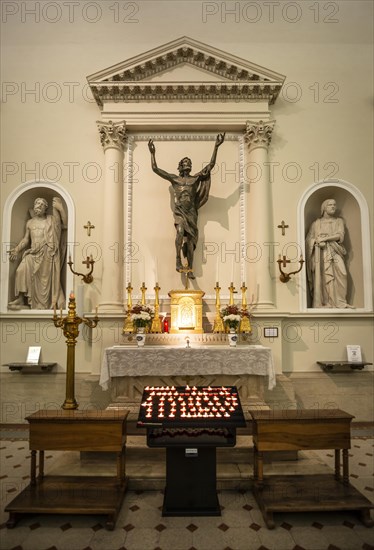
[97,120,127,151]
[244,120,275,151]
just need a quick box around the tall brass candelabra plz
[239,282,252,333]
[53,293,99,410]
[151,283,162,333]
[123,283,134,333]
[213,282,224,333]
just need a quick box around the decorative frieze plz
[91,82,280,106]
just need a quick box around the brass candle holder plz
[239,282,252,333]
[123,282,134,333]
[228,282,236,305]
[140,283,151,333]
[53,293,99,410]
[140,282,147,305]
[213,282,225,333]
[68,254,95,284]
[150,283,162,333]
[277,254,304,283]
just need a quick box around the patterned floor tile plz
[0,436,373,550]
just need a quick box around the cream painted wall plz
[1,2,373,389]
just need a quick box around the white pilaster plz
[97,120,127,312]
[244,120,275,308]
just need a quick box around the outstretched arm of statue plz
[200,132,226,177]
[148,139,176,183]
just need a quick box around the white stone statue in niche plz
[306,198,352,308]
[8,197,67,310]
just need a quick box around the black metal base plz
[162,447,221,516]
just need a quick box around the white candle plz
[216,255,219,283]
[142,256,145,284]
[95,305,98,316]
[231,257,234,283]
[77,283,84,317]
[155,257,158,285]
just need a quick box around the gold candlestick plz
[53,293,99,410]
[151,283,162,333]
[239,282,252,333]
[140,283,151,332]
[228,282,236,305]
[140,282,147,305]
[123,282,134,333]
[213,282,224,333]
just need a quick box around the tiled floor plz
[0,431,373,550]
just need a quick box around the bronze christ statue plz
[148,133,225,279]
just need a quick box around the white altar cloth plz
[99,345,276,391]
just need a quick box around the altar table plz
[100,345,276,393]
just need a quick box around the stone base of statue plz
[168,289,205,334]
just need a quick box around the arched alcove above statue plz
[1,181,75,313]
[298,180,372,312]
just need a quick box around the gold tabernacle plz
[168,289,205,334]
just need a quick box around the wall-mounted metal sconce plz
[277,254,304,283]
[68,254,95,284]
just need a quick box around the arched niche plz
[298,180,372,312]
[1,181,75,312]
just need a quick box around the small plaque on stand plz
[346,345,362,363]
[26,346,41,364]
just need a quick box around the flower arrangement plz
[129,304,155,329]
[220,304,249,330]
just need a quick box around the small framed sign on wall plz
[264,327,278,338]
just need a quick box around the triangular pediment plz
[145,63,232,83]
[87,36,285,106]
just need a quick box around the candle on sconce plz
[95,305,98,316]
[60,307,63,317]
[69,250,72,263]
[53,304,56,316]
[278,254,281,261]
